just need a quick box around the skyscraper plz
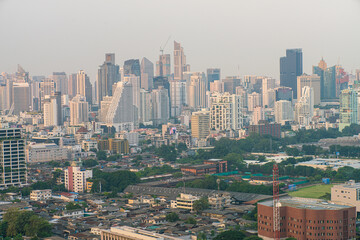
[156,54,171,77]
[312,58,336,101]
[222,76,241,94]
[207,68,221,90]
[170,80,187,117]
[12,82,31,114]
[295,86,314,126]
[123,74,140,122]
[262,77,276,107]
[274,100,294,124]
[97,53,120,103]
[76,70,92,105]
[140,57,154,90]
[187,73,207,109]
[69,95,89,126]
[0,128,27,188]
[68,74,78,99]
[275,86,293,102]
[339,88,358,131]
[174,41,190,80]
[191,110,210,140]
[43,92,62,126]
[139,89,152,124]
[297,74,321,105]
[151,86,170,125]
[124,59,141,78]
[52,72,68,94]
[105,81,135,126]
[280,49,303,99]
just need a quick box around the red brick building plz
[258,197,356,240]
[203,159,228,173]
[181,164,217,176]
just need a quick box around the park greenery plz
[0,208,52,238]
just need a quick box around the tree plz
[3,208,20,236]
[177,143,188,152]
[96,150,107,160]
[166,212,179,222]
[244,236,263,240]
[214,230,246,240]
[193,197,209,213]
[285,238,297,240]
[82,159,99,167]
[285,147,300,157]
[66,202,83,210]
[185,217,197,225]
[197,232,207,240]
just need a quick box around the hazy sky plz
[1,0,360,82]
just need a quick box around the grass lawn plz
[288,184,333,199]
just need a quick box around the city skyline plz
[1,0,360,81]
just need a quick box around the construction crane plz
[160,35,171,55]
[273,164,280,240]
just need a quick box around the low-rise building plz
[26,143,68,163]
[30,189,52,201]
[181,164,217,176]
[332,180,360,212]
[101,226,183,240]
[170,193,200,211]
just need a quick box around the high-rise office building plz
[123,75,140,121]
[140,57,154,90]
[76,70,92,105]
[99,96,113,122]
[295,86,314,126]
[15,65,29,83]
[252,106,264,125]
[170,80,187,117]
[191,110,210,140]
[262,77,276,107]
[187,73,207,109]
[124,59,141,78]
[156,54,171,77]
[209,80,224,93]
[97,53,120,103]
[222,76,241,94]
[275,86,293,102]
[280,49,303,99]
[339,88,358,131]
[39,78,55,109]
[69,95,89,126]
[139,89,152,124]
[207,68,221,90]
[297,74,321,105]
[43,92,62,126]
[0,79,12,112]
[151,86,170,125]
[335,66,349,98]
[274,100,294,124]
[247,92,261,112]
[105,81,135,125]
[174,41,190,80]
[12,82,31,114]
[0,128,27,189]
[68,74,78,99]
[313,59,336,101]
[52,72,68,94]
